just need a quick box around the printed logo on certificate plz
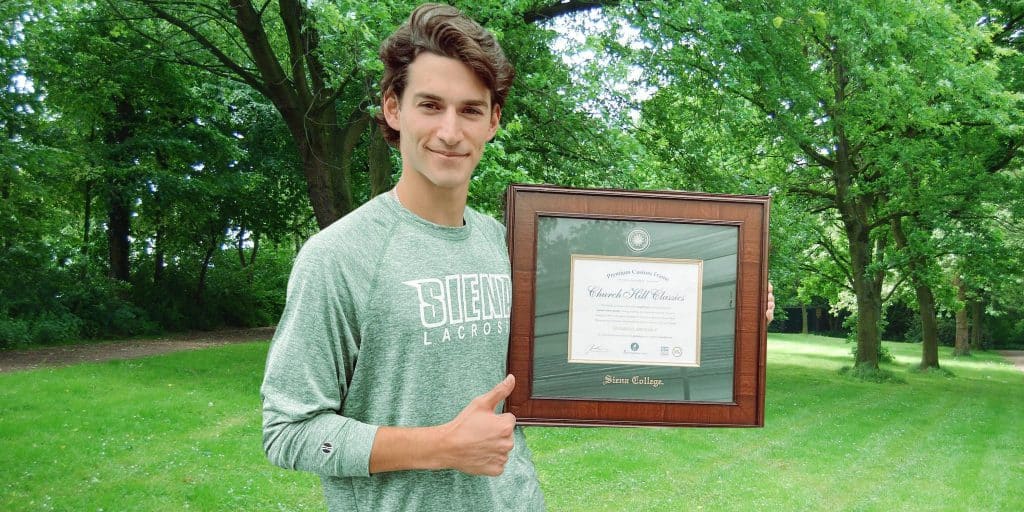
[567,254,703,367]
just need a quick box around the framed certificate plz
[504,184,770,427]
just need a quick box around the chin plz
[423,168,475,189]
[427,177,472,191]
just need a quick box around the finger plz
[486,455,510,476]
[478,374,515,411]
[494,412,517,436]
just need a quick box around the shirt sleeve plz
[260,242,378,478]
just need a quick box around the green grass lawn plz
[0,342,323,511]
[1,335,1022,511]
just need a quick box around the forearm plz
[373,375,518,476]
[370,375,518,476]
[368,424,452,474]
[263,409,379,478]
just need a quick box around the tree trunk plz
[801,304,809,334]
[237,228,248,268]
[0,167,8,201]
[81,180,93,278]
[853,282,883,368]
[154,226,164,283]
[953,275,970,356]
[890,217,940,369]
[333,104,365,215]
[915,283,940,369]
[847,228,883,368]
[216,0,347,229]
[828,50,883,370]
[247,234,259,284]
[104,97,136,282]
[369,123,394,197]
[1,167,10,252]
[196,239,217,304]
[235,228,260,284]
[286,111,344,229]
[106,180,132,282]
[970,300,984,351]
[838,173,884,369]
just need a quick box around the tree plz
[96,0,624,229]
[622,0,1021,369]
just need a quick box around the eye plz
[463,107,484,116]
[418,101,441,111]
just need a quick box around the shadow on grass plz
[907,365,956,378]
[770,334,1024,385]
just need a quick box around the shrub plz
[61,275,159,338]
[839,365,906,384]
[0,314,32,348]
[29,311,83,345]
[849,342,895,364]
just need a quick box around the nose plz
[436,109,461,146]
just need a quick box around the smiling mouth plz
[428,148,468,158]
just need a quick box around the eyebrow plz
[412,92,489,108]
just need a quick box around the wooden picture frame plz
[504,184,770,427]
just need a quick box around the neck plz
[393,175,468,227]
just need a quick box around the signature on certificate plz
[586,344,609,355]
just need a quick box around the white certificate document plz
[567,254,703,367]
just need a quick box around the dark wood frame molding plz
[504,184,770,427]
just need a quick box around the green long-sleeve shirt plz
[261,192,544,511]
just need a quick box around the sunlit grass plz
[0,342,323,511]
[529,334,1024,511]
[1,334,1021,511]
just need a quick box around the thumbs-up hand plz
[439,374,517,476]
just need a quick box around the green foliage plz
[58,278,156,339]
[614,0,1024,368]
[903,314,959,346]
[468,3,641,215]
[2,0,1023,355]
[0,266,157,348]
[849,342,896,366]
[128,245,292,332]
[0,240,293,347]
[987,314,1024,348]
[0,314,31,346]
[0,2,312,344]
[0,310,58,347]
[838,364,906,384]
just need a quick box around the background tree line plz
[2,0,1022,373]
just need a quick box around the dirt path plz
[999,350,1024,373]
[0,326,276,373]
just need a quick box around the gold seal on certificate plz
[567,255,703,367]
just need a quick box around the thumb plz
[478,374,515,410]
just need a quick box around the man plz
[261,4,544,511]
[262,4,777,510]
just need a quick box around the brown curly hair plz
[375,3,515,147]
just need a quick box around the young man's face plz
[384,52,500,194]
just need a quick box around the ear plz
[487,104,502,141]
[383,91,401,132]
